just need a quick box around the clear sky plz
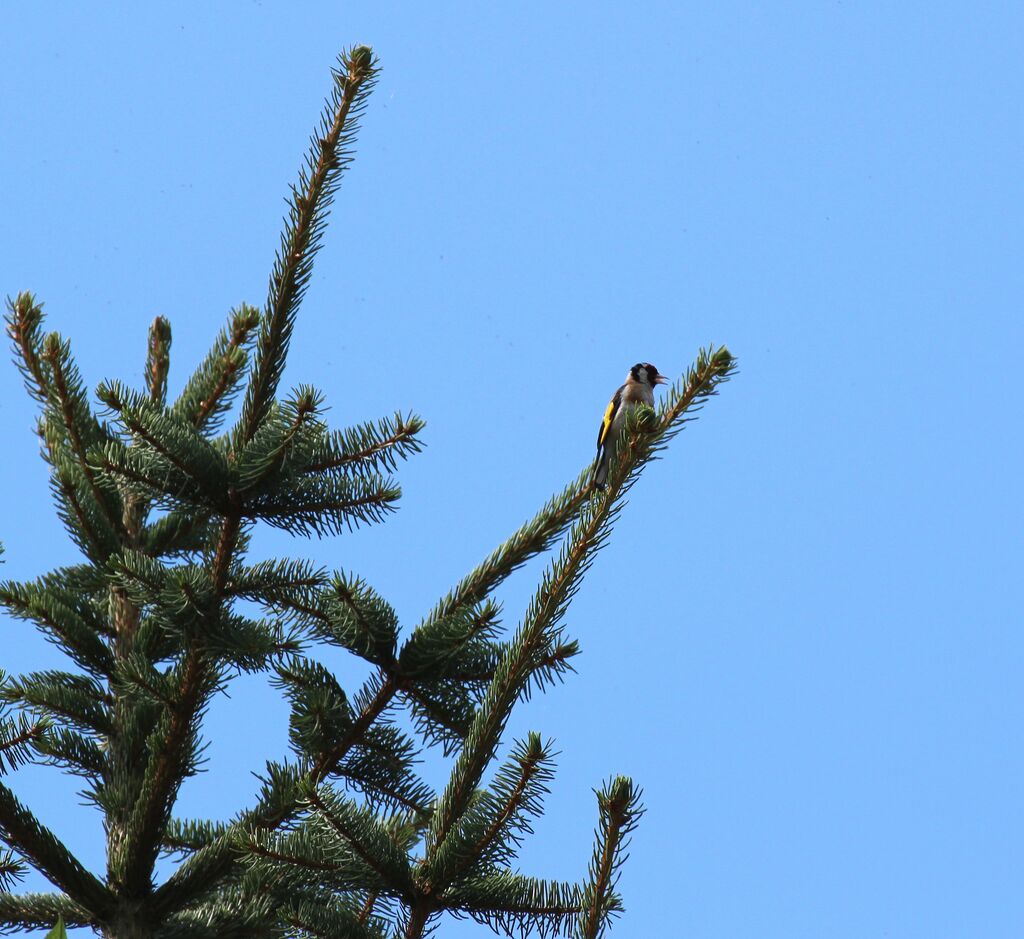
[2,3,1022,937]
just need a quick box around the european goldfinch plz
[593,362,668,489]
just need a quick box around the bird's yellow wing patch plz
[596,391,621,449]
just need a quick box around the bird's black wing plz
[596,386,624,452]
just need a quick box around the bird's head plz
[629,362,669,386]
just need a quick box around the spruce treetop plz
[0,45,734,939]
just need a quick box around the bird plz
[593,362,668,489]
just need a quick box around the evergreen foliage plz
[0,45,735,938]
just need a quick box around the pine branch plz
[425,523,592,861]
[402,903,433,939]
[356,891,379,926]
[576,777,643,939]
[0,672,111,737]
[97,380,232,508]
[151,768,306,923]
[0,847,26,891]
[147,762,306,916]
[141,509,218,558]
[238,46,377,444]
[159,817,230,857]
[0,784,113,920]
[40,418,122,564]
[244,815,407,900]
[146,316,172,405]
[235,388,324,494]
[443,873,584,939]
[114,648,216,894]
[153,904,282,939]
[224,558,328,612]
[312,674,398,785]
[32,726,106,779]
[208,614,302,673]
[431,733,556,887]
[270,573,398,668]
[41,333,123,536]
[334,724,435,820]
[175,672,403,905]
[277,658,355,762]
[305,412,426,476]
[399,601,500,680]
[105,549,183,617]
[148,826,241,922]
[242,473,402,537]
[116,513,242,894]
[4,293,49,403]
[0,696,50,776]
[304,785,414,893]
[0,892,92,932]
[0,579,114,678]
[397,601,505,749]
[172,673,403,902]
[418,465,593,633]
[402,681,475,753]
[171,304,261,432]
[279,891,389,939]
[325,575,399,666]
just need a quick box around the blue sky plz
[2,3,1022,936]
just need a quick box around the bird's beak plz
[654,375,669,385]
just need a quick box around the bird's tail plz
[593,447,609,489]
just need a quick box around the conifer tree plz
[0,46,734,938]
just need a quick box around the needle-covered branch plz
[443,873,585,939]
[576,777,644,939]
[242,474,402,537]
[0,783,113,920]
[146,317,172,406]
[269,574,399,668]
[419,466,594,633]
[140,510,218,558]
[96,381,232,511]
[159,818,230,858]
[111,650,221,896]
[332,724,435,820]
[32,726,106,779]
[9,310,128,561]
[40,435,122,563]
[234,388,325,494]
[0,892,93,932]
[41,334,124,537]
[0,577,114,678]
[0,676,50,776]
[238,46,377,444]
[277,891,389,939]
[116,514,243,895]
[147,827,241,923]
[0,846,26,891]
[305,412,426,476]
[171,304,261,433]
[429,732,556,888]
[146,765,305,920]
[5,293,49,404]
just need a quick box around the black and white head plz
[628,362,668,387]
